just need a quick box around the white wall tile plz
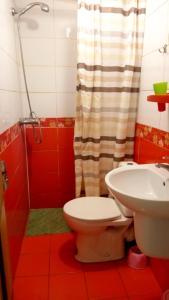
[56,67,76,93]
[1,0,17,15]
[146,0,168,16]
[137,0,169,133]
[21,38,55,66]
[0,0,23,133]
[56,93,75,117]
[21,92,57,117]
[14,0,54,38]
[0,48,19,91]
[22,66,56,92]
[143,1,169,55]
[0,91,22,134]
[137,91,161,128]
[158,108,169,132]
[54,0,77,11]
[54,1,77,39]
[0,10,17,60]
[140,51,165,91]
[164,52,169,84]
[13,0,77,118]
[55,39,77,67]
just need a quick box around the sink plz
[105,164,169,258]
[105,164,169,218]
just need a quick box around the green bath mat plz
[26,208,71,236]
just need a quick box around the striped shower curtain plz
[74,0,146,197]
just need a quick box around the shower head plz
[40,3,49,13]
[11,2,49,17]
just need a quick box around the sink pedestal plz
[134,213,169,259]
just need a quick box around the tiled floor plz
[13,232,162,300]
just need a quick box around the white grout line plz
[146,0,169,17]
[0,45,18,65]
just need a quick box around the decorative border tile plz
[0,123,21,154]
[57,118,75,128]
[0,118,75,154]
[136,123,169,150]
[1,121,168,155]
[37,118,75,128]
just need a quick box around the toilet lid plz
[63,197,121,221]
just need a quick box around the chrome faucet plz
[156,163,169,171]
[156,156,169,171]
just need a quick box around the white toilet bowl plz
[63,197,133,263]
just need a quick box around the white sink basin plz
[105,164,169,258]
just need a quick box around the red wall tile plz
[0,129,25,180]
[134,138,169,164]
[0,125,29,279]
[134,123,169,291]
[26,127,58,151]
[57,127,74,148]
[26,121,75,208]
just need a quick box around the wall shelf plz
[147,94,169,112]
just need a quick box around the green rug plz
[26,208,71,236]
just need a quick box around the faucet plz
[155,156,169,171]
[156,163,169,171]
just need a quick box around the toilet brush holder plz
[127,246,148,269]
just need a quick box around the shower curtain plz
[74,0,146,196]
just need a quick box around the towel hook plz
[158,44,168,54]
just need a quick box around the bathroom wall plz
[1,0,169,287]
[0,0,22,133]
[13,0,77,208]
[0,0,29,278]
[135,0,169,291]
[26,118,75,208]
[135,0,169,163]
[14,0,77,117]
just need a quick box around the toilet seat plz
[63,197,122,222]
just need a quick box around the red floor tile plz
[150,258,169,291]
[129,296,162,300]
[13,233,163,300]
[21,235,50,254]
[85,269,127,299]
[16,253,49,277]
[103,299,128,300]
[82,260,123,272]
[49,273,88,300]
[118,263,162,297]
[49,249,83,274]
[50,233,82,274]
[13,276,48,300]
[50,232,75,252]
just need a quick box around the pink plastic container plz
[127,246,148,269]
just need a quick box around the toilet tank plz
[114,197,133,217]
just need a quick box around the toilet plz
[63,196,133,263]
